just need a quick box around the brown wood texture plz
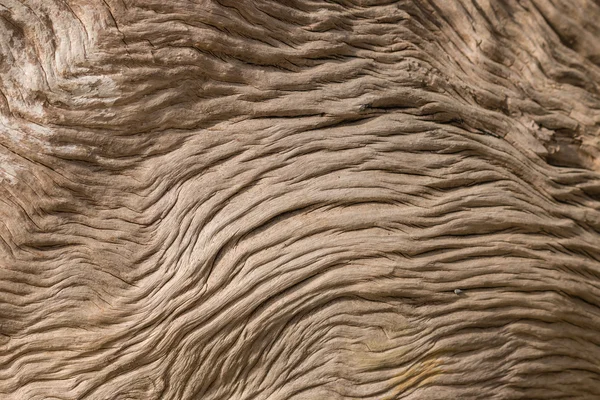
[1,1,600,399]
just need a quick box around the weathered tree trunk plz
[1,1,600,399]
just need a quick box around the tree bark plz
[1,1,600,399]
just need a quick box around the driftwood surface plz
[1,0,600,399]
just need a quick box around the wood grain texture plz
[1,0,600,399]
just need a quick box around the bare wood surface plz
[1,1,600,399]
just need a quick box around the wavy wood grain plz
[1,0,600,399]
